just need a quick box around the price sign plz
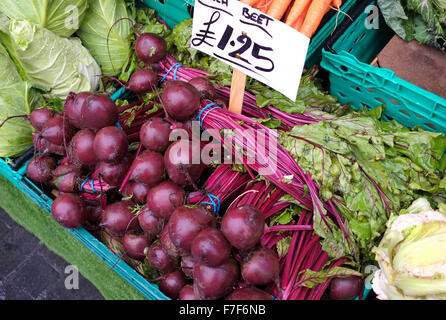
[191,0,310,101]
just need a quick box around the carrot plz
[300,0,332,38]
[285,0,312,27]
[332,0,342,9]
[266,0,293,20]
[254,0,274,12]
[295,2,310,31]
[239,0,261,6]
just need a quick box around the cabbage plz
[0,19,101,100]
[372,198,446,300]
[0,0,89,37]
[77,0,131,76]
[0,42,21,87]
[0,38,42,157]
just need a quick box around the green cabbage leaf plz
[77,0,131,76]
[0,0,89,37]
[0,18,101,100]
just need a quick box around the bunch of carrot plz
[240,0,342,38]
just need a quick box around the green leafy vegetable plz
[0,81,42,157]
[0,41,20,87]
[280,106,446,262]
[0,18,101,100]
[298,265,362,288]
[0,0,88,37]
[77,0,131,76]
[378,0,446,50]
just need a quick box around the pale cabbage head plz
[3,19,101,100]
[372,198,446,300]
[0,0,88,37]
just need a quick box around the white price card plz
[191,0,310,101]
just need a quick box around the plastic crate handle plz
[322,50,396,84]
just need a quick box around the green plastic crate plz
[137,0,357,67]
[321,1,446,134]
[325,0,394,65]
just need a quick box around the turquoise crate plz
[320,0,446,134]
[137,0,357,68]
[325,0,394,65]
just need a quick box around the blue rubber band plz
[80,178,89,192]
[196,102,216,121]
[201,193,221,215]
[161,63,182,82]
[173,63,182,81]
[201,106,221,127]
[116,122,123,130]
[90,178,96,193]
[196,102,221,128]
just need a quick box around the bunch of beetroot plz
[26,91,131,229]
[23,30,283,300]
[141,203,278,300]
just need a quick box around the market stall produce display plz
[0,0,445,301]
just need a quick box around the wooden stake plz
[229,68,247,114]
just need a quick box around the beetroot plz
[51,163,80,193]
[329,276,362,300]
[147,241,178,274]
[129,150,164,186]
[32,133,66,156]
[168,206,216,255]
[191,228,231,267]
[100,200,139,237]
[193,258,240,300]
[188,77,216,100]
[241,247,279,285]
[159,270,186,299]
[162,81,200,122]
[128,68,157,93]
[181,255,195,279]
[227,287,273,300]
[51,194,86,229]
[221,205,265,252]
[81,94,118,130]
[124,182,150,204]
[30,108,53,131]
[137,206,165,237]
[164,139,203,186]
[146,180,185,219]
[123,233,153,261]
[96,153,133,186]
[93,126,128,164]
[26,154,57,183]
[84,204,103,225]
[135,33,167,64]
[160,225,180,260]
[69,129,97,166]
[41,116,75,146]
[65,92,91,128]
[179,285,197,300]
[139,118,172,153]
